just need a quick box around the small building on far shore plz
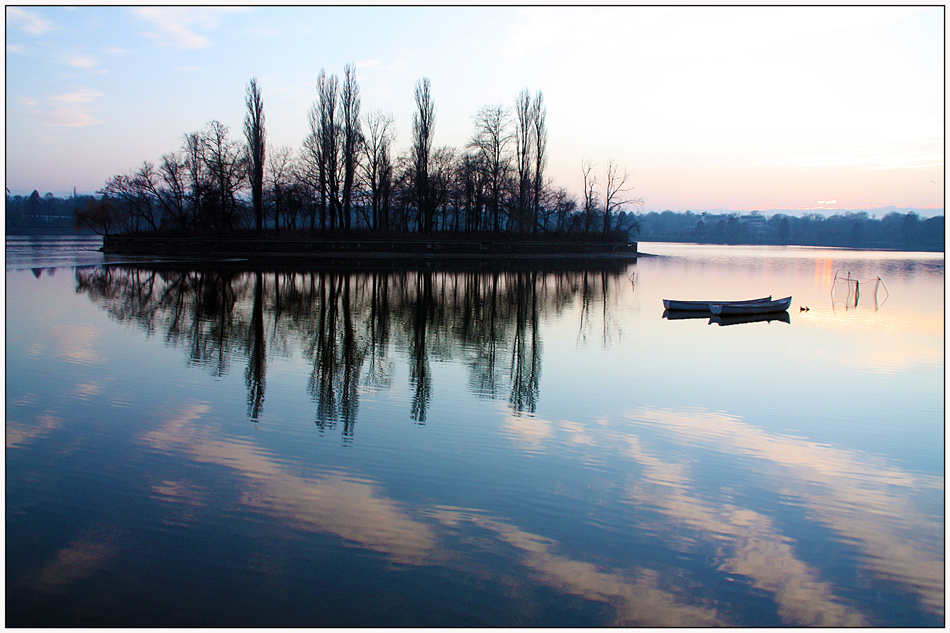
[739,213,769,237]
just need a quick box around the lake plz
[5,236,944,626]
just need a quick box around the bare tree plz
[75,197,122,235]
[128,154,189,230]
[551,187,577,234]
[469,104,513,233]
[531,90,547,234]
[183,131,208,230]
[581,158,599,233]
[340,64,361,231]
[412,77,435,233]
[361,109,396,231]
[202,120,246,232]
[304,69,343,230]
[100,164,159,232]
[389,151,415,233]
[265,145,296,230]
[299,120,322,230]
[157,151,189,229]
[515,88,534,234]
[429,145,457,232]
[601,158,642,236]
[129,162,163,231]
[319,70,342,229]
[244,77,266,233]
[457,152,486,232]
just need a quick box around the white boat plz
[709,296,792,315]
[662,296,771,312]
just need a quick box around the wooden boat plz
[710,296,792,315]
[662,296,771,312]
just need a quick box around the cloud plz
[7,7,53,35]
[131,7,214,49]
[130,7,246,50]
[34,90,104,127]
[68,56,98,70]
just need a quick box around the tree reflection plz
[509,271,540,413]
[75,264,624,436]
[409,272,432,423]
[246,271,266,421]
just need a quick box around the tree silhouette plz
[340,64,361,232]
[244,77,266,233]
[469,104,513,233]
[412,77,435,234]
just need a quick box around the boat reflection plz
[661,309,711,321]
[75,264,625,433]
[662,310,791,326]
[709,311,790,326]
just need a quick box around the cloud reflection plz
[31,324,107,366]
[144,403,735,625]
[143,403,438,565]
[624,406,944,618]
[7,412,62,449]
[622,433,865,626]
[23,525,123,593]
[136,399,942,624]
[500,406,942,622]
[430,506,725,626]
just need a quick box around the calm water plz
[6,237,944,626]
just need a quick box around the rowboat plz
[709,296,792,315]
[662,296,771,312]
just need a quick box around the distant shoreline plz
[5,231,939,255]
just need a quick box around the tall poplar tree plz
[412,77,435,234]
[244,77,266,233]
[515,88,533,234]
[340,64,361,232]
[531,90,547,234]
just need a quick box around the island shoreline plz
[102,234,639,264]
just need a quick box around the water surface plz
[6,238,944,626]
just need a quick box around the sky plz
[4,5,945,216]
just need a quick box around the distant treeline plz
[9,191,943,252]
[6,190,98,234]
[626,210,944,252]
[50,69,639,241]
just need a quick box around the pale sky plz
[4,5,945,215]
